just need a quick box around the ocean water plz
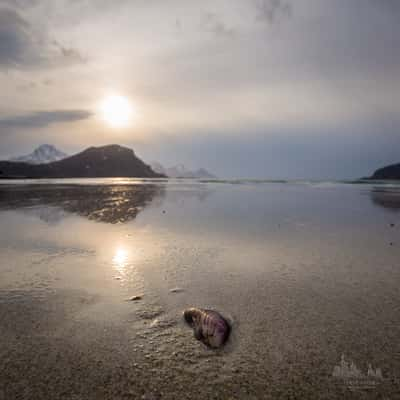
[0,179,399,399]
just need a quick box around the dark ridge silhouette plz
[369,163,400,180]
[0,184,165,223]
[0,144,164,178]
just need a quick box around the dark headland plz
[369,162,400,180]
[0,144,165,179]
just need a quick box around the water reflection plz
[370,187,400,211]
[112,246,129,276]
[113,247,128,267]
[0,184,164,223]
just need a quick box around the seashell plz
[183,307,230,348]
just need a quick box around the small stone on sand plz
[169,287,184,293]
[127,295,143,301]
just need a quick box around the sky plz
[0,0,399,179]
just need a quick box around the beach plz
[0,179,399,399]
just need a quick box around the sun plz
[100,95,133,128]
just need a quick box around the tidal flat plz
[0,179,399,399]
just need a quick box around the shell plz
[183,307,230,348]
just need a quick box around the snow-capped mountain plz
[151,162,216,179]
[10,144,68,164]
[1,144,163,178]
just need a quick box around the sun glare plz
[113,247,128,267]
[100,95,133,128]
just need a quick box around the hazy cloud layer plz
[201,12,235,38]
[255,0,292,23]
[0,110,93,130]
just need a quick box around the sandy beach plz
[0,180,399,399]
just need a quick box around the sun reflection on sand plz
[111,244,146,290]
[112,247,129,274]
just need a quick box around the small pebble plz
[127,295,143,301]
[390,223,395,227]
[169,287,184,293]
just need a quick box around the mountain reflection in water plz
[0,184,164,223]
[370,187,400,211]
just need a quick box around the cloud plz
[200,12,235,38]
[0,110,93,130]
[371,0,400,13]
[0,7,86,69]
[0,0,41,9]
[254,0,292,23]
[0,8,38,67]
[52,40,87,64]
[16,80,37,91]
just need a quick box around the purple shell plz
[183,307,230,348]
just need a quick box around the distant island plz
[0,144,164,179]
[369,162,400,180]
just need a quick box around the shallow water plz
[0,179,399,399]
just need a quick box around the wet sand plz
[0,180,399,399]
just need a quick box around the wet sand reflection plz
[370,187,400,211]
[0,184,164,223]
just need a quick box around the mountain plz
[194,168,217,179]
[10,144,68,164]
[151,162,216,179]
[0,145,164,178]
[369,162,400,180]
[150,162,166,176]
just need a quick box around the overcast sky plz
[0,0,399,179]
